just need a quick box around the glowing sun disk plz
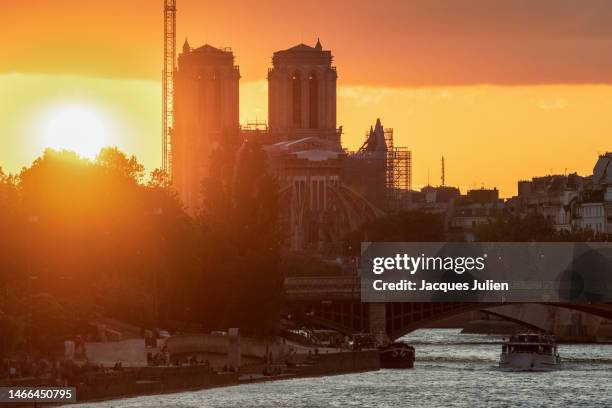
[42,104,109,158]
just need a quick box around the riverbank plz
[35,350,379,404]
[64,329,612,408]
[80,350,378,403]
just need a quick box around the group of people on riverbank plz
[146,345,218,371]
[1,355,107,385]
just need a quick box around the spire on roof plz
[182,38,191,53]
[359,119,387,153]
[315,38,322,50]
[375,118,383,132]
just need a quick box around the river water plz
[72,329,612,407]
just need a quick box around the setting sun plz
[41,104,109,159]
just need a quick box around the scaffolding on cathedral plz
[343,120,412,211]
[386,145,412,210]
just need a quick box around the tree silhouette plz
[0,141,284,356]
[198,129,282,336]
[0,148,207,354]
[344,210,445,256]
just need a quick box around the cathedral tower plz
[172,40,240,213]
[267,39,339,144]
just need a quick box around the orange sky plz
[2,0,612,196]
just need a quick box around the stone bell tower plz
[267,39,339,144]
[172,39,240,214]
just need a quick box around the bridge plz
[284,275,612,341]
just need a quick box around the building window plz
[309,72,318,129]
[292,71,302,127]
[214,70,222,129]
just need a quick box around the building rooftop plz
[272,39,332,66]
[282,43,319,52]
[593,153,612,185]
[178,41,236,67]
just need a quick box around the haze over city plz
[3,0,612,196]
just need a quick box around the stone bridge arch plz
[289,300,612,341]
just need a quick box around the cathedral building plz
[172,39,387,253]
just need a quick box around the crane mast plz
[162,0,176,177]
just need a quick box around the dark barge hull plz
[379,343,415,369]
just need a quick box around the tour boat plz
[499,333,560,371]
[379,342,415,369]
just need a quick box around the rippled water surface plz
[71,329,612,408]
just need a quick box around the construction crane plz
[162,0,176,178]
